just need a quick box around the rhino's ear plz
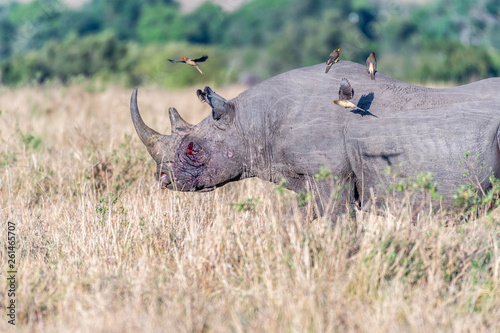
[202,86,234,121]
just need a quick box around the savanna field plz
[0,83,499,332]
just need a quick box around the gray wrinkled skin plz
[131,61,500,215]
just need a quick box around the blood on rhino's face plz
[154,128,244,192]
[130,88,244,192]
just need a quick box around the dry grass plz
[0,84,499,332]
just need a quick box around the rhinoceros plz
[130,60,500,215]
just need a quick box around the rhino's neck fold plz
[232,97,275,183]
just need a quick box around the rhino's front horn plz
[169,107,190,133]
[130,88,163,151]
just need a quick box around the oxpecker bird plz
[325,48,341,74]
[366,52,377,80]
[332,78,365,111]
[168,55,209,74]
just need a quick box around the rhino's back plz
[258,61,500,113]
[234,61,500,199]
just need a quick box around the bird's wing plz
[339,78,354,100]
[168,59,185,63]
[327,52,337,64]
[325,53,338,73]
[193,55,208,63]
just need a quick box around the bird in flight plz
[325,48,341,73]
[332,78,365,111]
[168,55,208,74]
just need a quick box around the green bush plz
[136,5,184,44]
[1,0,500,87]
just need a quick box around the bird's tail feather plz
[332,100,366,112]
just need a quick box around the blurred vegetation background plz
[0,0,499,88]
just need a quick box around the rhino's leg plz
[311,173,359,220]
[283,174,357,221]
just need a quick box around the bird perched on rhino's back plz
[332,78,363,110]
[366,52,377,80]
[168,55,208,74]
[325,48,341,73]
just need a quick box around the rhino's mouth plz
[160,173,172,189]
[160,172,214,192]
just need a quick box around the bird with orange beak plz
[325,48,341,73]
[168,55,209,74]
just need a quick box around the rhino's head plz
[130,87,246,192]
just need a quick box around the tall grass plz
[0,85,499,332]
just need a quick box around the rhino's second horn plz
[168,107,190,133]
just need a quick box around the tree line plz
[0,0,499,87]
